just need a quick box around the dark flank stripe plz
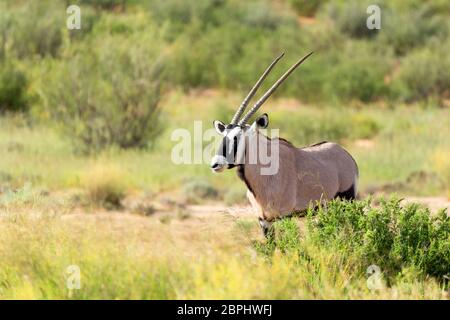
[334,184,356,200]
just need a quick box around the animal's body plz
[210,52,359,236]
[238,136,358,233]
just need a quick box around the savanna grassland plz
[0,0,449,299]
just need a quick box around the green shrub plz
[307,199,450,280]
[325,1,449,55]
[148,0,223,31]
[158,0,301,90]
[149,0,293,37]
[67,6,100,41]
[0,62,28,113]
[253,217,302,257]
[289,0,327,17]
[78,0,130,10]
[4,1,64,58]
[325,1,379,39]
[392,42,450,104]
[379,6,449,56]
[182,179,219,203]
[41,33,165,153]
[323,41,392,103]
[255,198,449,284]
[273,218,302,253]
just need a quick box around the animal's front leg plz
[258,217,274,240]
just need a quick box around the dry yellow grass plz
[78,163,130,208]
[430,149,450,198]
[0,195,447,300]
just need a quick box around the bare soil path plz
[184,196,449,218]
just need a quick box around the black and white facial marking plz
[210,114,269,173]
[210,122,245,172]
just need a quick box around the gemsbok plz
[210,52,359,237]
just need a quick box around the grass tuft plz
[79,163,129,209]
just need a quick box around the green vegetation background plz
[0,0,449,197]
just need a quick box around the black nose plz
[211,163,219,169]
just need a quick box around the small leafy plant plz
[254,198,449,285]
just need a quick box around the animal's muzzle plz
[210,155,227,173]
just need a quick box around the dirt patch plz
[354,139,375,149]
[402,197,449,213]
[298,16,317,25]
[364,170,446,196]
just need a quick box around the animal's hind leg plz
[258,217,274,240]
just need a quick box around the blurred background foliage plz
[1,0,449,106]
[1,0,449,115]
[0,0,449,195]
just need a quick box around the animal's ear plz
[255,113,269,129]
[213,120,226,134]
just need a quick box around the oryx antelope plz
[210,52,359,236]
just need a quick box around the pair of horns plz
[230,51,314,126]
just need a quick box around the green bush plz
[255,198,449,283]
[41,33,165,153]
[325,1,449,55]
[148,0,293,37]
[78,0,130,10]
[325,1,379,39]
[2,0,449,113]
[323,41,392,103]
[67,6,100,41]
[253,217,301,257]
[148,0,224,31]
[392,42,450,104]
[4,1,64,59]
[158,0,301,91]
[0,62,28,113]
[289,0,327,17]
[308,199,450,280]
[182,179,219,203]
[379,6,449,56]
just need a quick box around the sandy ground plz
[402,197,449,214]
[162,196,450,220]
[189,196,449,217]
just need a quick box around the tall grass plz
[0,196,447,299]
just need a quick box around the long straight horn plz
[238,51,314,125]
[230,53,285,125]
